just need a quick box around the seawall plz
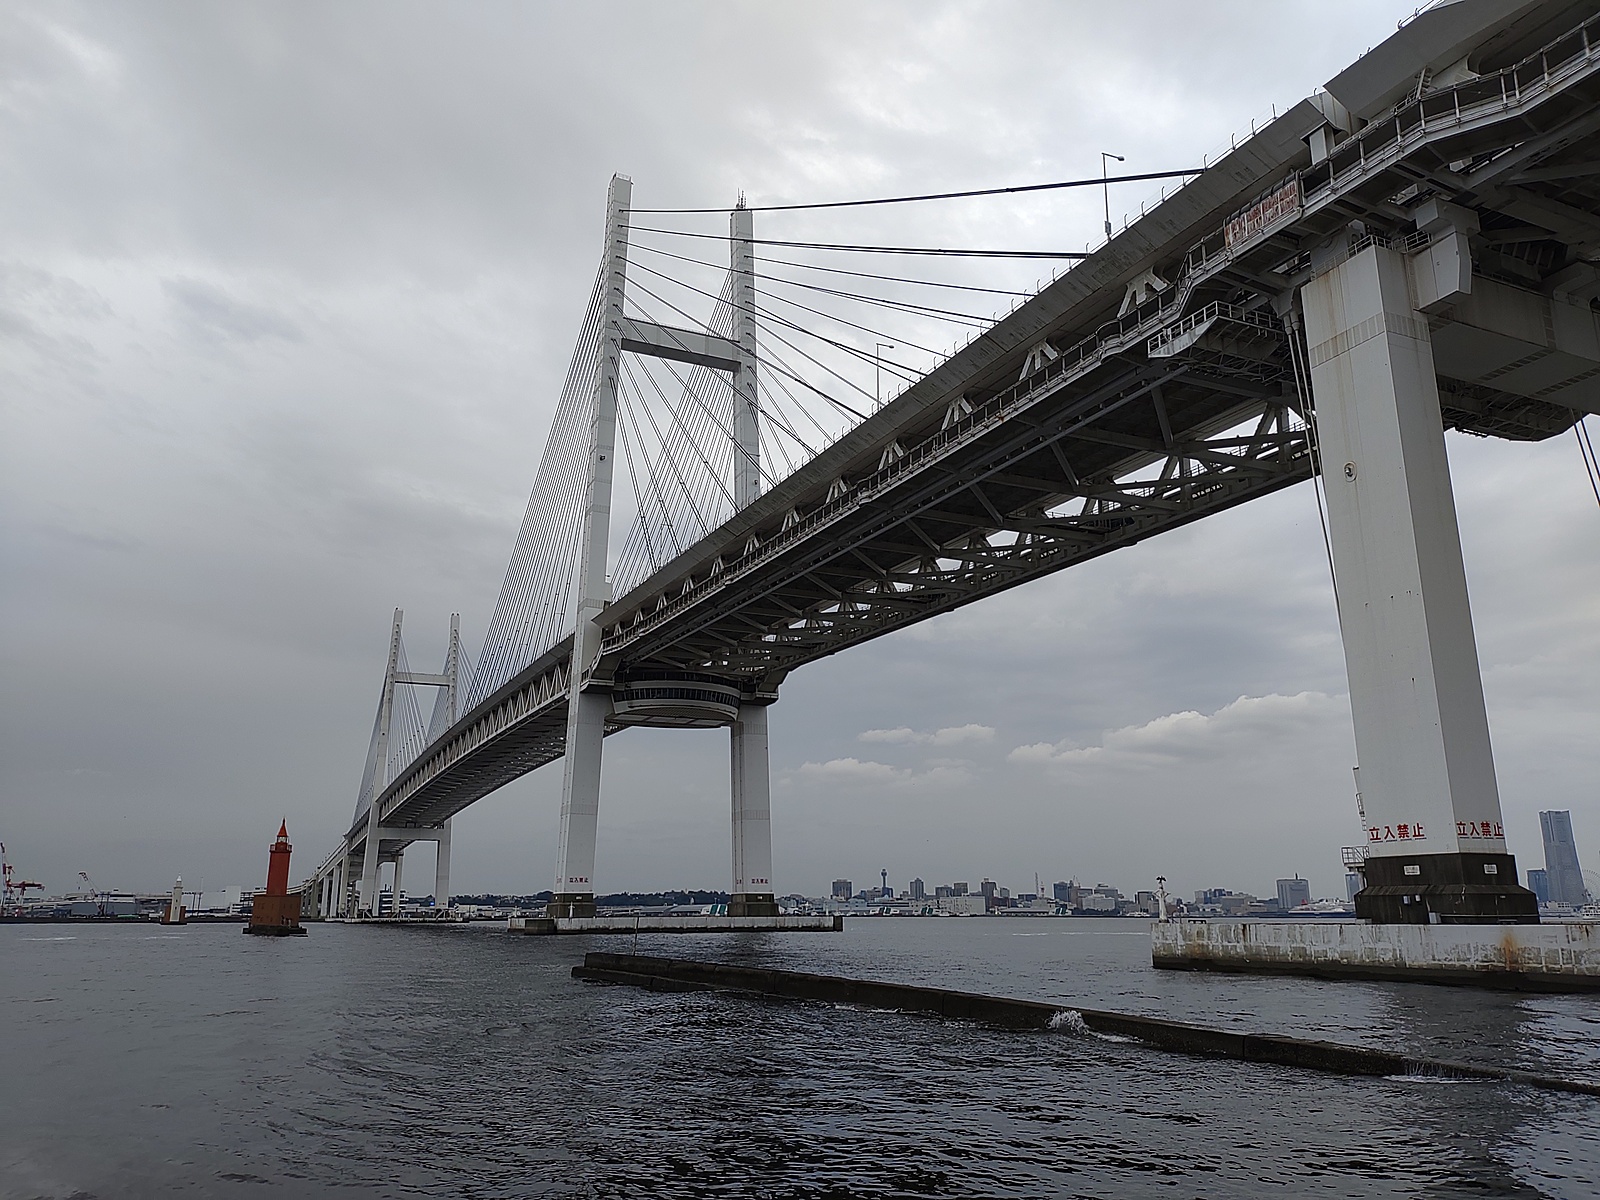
[1151,919,1600,991]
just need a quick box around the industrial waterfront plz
[6,918,1599,1198]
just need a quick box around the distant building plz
[979,880,997,904]
[1540,811,1591,906]
[1079,894,1117,913]
[936,894,988,916]
[908,878,926,901]
[1217,894,1256,916]
[831,879,853,901]
[934,885,954,899]
[1052,880,1072,902]
[1346,873,1363,902]
[1195,887,1235,906]
[1134,890,1159,915]
[1277,877,1312,911]
[1526,868,1550,905]
[951,882,969,897]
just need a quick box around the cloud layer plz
[4,1,1597,904]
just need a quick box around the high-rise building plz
[831,879,853,901]
[952,882,969,896]
[880,868,890,898]
[1277,877,1312,911]
[979,879,997,904]
[908,878,926,901]
[1052,880,1072,902]
[1526,868,1550,905]
[1540,811,1591,906]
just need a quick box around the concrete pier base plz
[1152,919,1600,991]
[509,913,841,935]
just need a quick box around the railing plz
[1300,11,1600,205]
[1146,300,1282,358]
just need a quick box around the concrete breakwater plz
[510,913,842,934]
[572,952,1600,1097]
[1151,919,1600,991]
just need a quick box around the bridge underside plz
[331,0,1600,882]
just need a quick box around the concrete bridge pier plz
[433,818,452,911]
[1300,233,1536,924]
[729,702,777,916]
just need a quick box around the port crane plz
[1,842,43,915]
[78,870,111,917]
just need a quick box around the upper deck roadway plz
[341,0,1600,867]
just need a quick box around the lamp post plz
[875,342,895,408]
[1101,151,1124,240]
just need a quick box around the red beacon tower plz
[245,821,308,936]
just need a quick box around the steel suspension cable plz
[631,226,1090,258]
[632,239,1033,297]
[756,334,872,422]
[1576,416,1600,510]
[624,169,1202,214]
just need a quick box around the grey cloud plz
[4,0,1596,905]
[163,277,302,343]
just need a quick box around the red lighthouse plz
[245,820,308,936]
[266,821,292,895]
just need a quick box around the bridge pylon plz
[311,609,462,919]
[1299,226,1536,924]
[550,177,781,917]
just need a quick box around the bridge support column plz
[1301,242,1535,924]
[360,807,381,917]
[551,692,608,917]
[550,174,631,921]
[729,703,777,916]
[434,819,452,910]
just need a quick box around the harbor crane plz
[1,842,42,915]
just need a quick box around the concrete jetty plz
[572,952,1600,1097]
[1151,919,1600,991]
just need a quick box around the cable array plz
[466,263,608,708]
[350,168,1200,821]
[1577,416,1600,511]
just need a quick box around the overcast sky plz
[5,0,1598,904]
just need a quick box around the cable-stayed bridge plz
[309,0,1600,925]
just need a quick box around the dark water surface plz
[3,919,1598,1198]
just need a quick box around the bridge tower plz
[325,609,461,919]
[1299,223,1536,924]
[551,176,779,918]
